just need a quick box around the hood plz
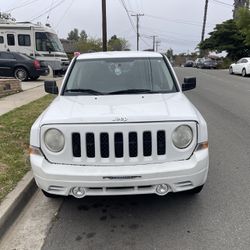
[40,93,199,124]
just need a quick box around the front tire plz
[185,185,204,194]
[42,190,60,198]
[242,68,247,77]
[14,67,28,81]
[30,76,40,81]
[229,67,234,74]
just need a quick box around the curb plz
[0,171,37,239]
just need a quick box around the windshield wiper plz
[108,89,156,95]
[64,89,104,95]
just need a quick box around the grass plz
[0,94,55,203]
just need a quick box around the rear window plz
[0,52,15,59]
[64,57,177,95]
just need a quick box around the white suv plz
[30,52,209,198]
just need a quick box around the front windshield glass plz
[64,57,178,95]
[35,32,64,52]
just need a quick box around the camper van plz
[0,18,69,75]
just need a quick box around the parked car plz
[184,60,194,67]
[229,57,250,77]
[30,51,209,199]
[194,58,204,68]
[0,51,49,81]
[199,59,218,69]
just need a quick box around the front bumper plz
[36,68,49,76]
[31,149,209,197]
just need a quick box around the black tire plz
[229,67,234,74]
[242,68,247,77]
[42,190,60,198]
[14,67,28,81]
[30,76,40,81]
[185,185,204,194]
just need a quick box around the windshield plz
[35,32,64,52]
[63,57,178,95]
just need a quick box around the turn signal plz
[29,146,43,156]
[195,141,208,151]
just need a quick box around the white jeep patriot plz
[30,51,209,198]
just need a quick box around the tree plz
[67,28,79,41]
[80,30,88,41]
[236,7,250,46]
[166,48,173,59]
[76,38,103,53]
[108,35,130,51]
[199,19,250,60]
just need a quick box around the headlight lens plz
[44,128,65,152]
[172,125,193,149]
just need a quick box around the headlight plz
[172,125,193,149]
[44,128,65,152]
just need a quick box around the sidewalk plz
[0,78,62,116]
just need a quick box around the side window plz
[18,34,31,46]
[7,34,15,46]
[0,36,4,44]
[0,52,15,59]
[242,59,248,63]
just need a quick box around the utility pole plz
[151,35,157,51]
[155,40,161,52]
[201,0,209,43]
[102,0,107,51]
[131,13,144,51]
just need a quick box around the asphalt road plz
[3,68,250,250]
[40,68,250,250]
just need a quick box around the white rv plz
[0,18,69,74]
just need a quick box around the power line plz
[212,0,233,7]
[140,36,151,47]
[119,0,136,33]
[46,0,55,23]
[125,0,132,11]
[140,25,201,40]
[143,13,214,27]
[120,0,150,48]
[29,0,66,22]
[56,0,74,28]
[142,32,199,45]
[6,0,40,12]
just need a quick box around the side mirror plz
[182,77,196,91]
[44,80,58,94]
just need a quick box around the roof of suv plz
[77,51,163,60]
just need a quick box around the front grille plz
[100,133,109,158]
[42,122,197,165]
[72,130,166,159]
[72,133,81,157]
[114,133,124,158]
[157,131,166,155]
[129,132,138,157]
[86,133,95,158]
[143,131,152,156]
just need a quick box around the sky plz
[0,0,235,53]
